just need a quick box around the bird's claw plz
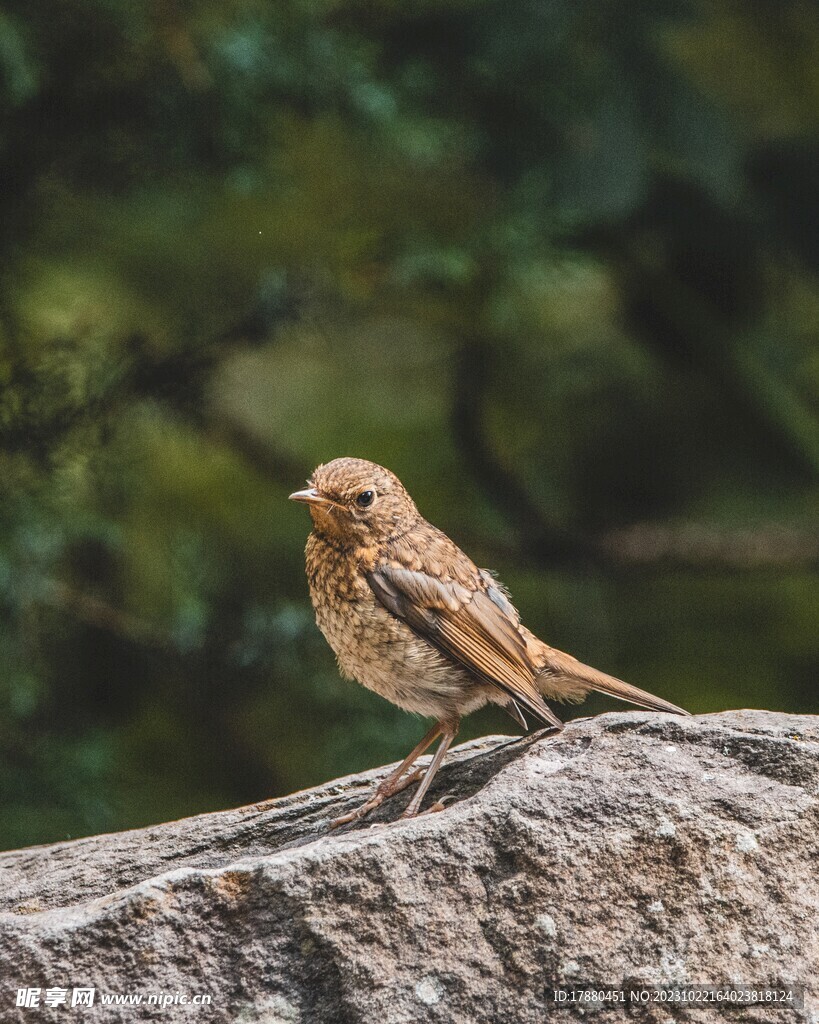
[328,805,371,829]
[400,794,458,819]
[328,767,427,829]
[328,791,387,828]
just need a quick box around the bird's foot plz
[328,803,377,829]
[329,767,425,829]
[400,793,458,820]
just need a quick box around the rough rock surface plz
[1,710,817,1023]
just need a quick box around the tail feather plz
[536,646,690,717]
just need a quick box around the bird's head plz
[289,458,419,547]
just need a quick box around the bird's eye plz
[356,489,375,508]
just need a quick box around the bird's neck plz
[307,520,419,571]
[308,527,379,568]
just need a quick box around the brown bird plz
[290,457,688,825]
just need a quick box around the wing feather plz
[368,566,562,729]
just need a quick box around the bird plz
[290,457,689,825]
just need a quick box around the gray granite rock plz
[1,710,817,1022]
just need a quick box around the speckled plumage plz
[306,521,497,720]
[291,457,688,822]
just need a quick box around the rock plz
[1,710,817,1022]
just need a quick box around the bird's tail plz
[534,644,690,716]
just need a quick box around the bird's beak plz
[288,487,336,509]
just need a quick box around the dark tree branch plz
[450,337,604,571]
[0,272,307,485]
[450,337,818,573]
[601,521,819,570]
[42,582,174,650]
[201,410,304,485]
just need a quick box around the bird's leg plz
[400,718,459,819]
[329,720,444,828]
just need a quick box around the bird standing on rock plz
[290,457,688,825]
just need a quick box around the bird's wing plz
[367,565,563,729]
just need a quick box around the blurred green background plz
[0,0,817,851]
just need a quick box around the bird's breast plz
[304,533,483,717]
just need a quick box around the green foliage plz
[0,0,816,849]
